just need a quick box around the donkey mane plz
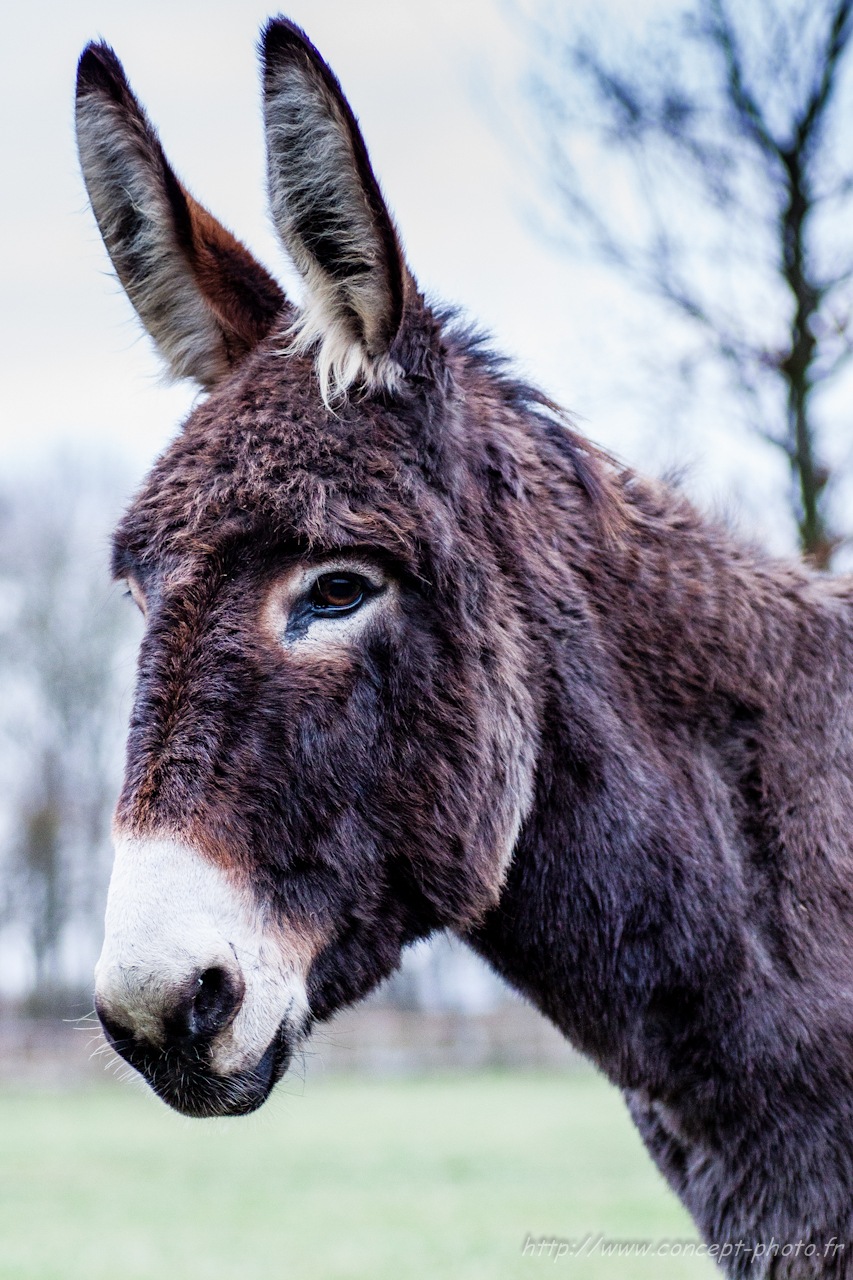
[447,317,631,533]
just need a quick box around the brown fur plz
[77,20,853,1276]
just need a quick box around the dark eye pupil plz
[312,573,363,610]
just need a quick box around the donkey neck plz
[465,467,853,1244]
[470,467,853,1093]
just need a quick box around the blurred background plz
[2,0,852,1276]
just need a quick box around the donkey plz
[76,17,853,1276]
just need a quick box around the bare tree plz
[525,0,853,567]
[0,456,139,1009]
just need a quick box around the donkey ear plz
[76,43,286,389]
[262,19,412,402]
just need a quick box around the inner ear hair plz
[262,18,410,404]
[76,42,287,388]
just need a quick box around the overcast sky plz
[0,0,835,557]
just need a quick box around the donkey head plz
[77,19,549,1116]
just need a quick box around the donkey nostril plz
[192,966,239,1035]
[97,962,245,1054]
[161,965,245,1046]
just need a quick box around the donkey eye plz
[123,578,146,617]
[309,573,366,614]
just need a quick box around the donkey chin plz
[93,835,313,1117]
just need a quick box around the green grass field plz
[0,1070,717,1280]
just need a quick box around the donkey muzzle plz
[94,834,309,1115]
